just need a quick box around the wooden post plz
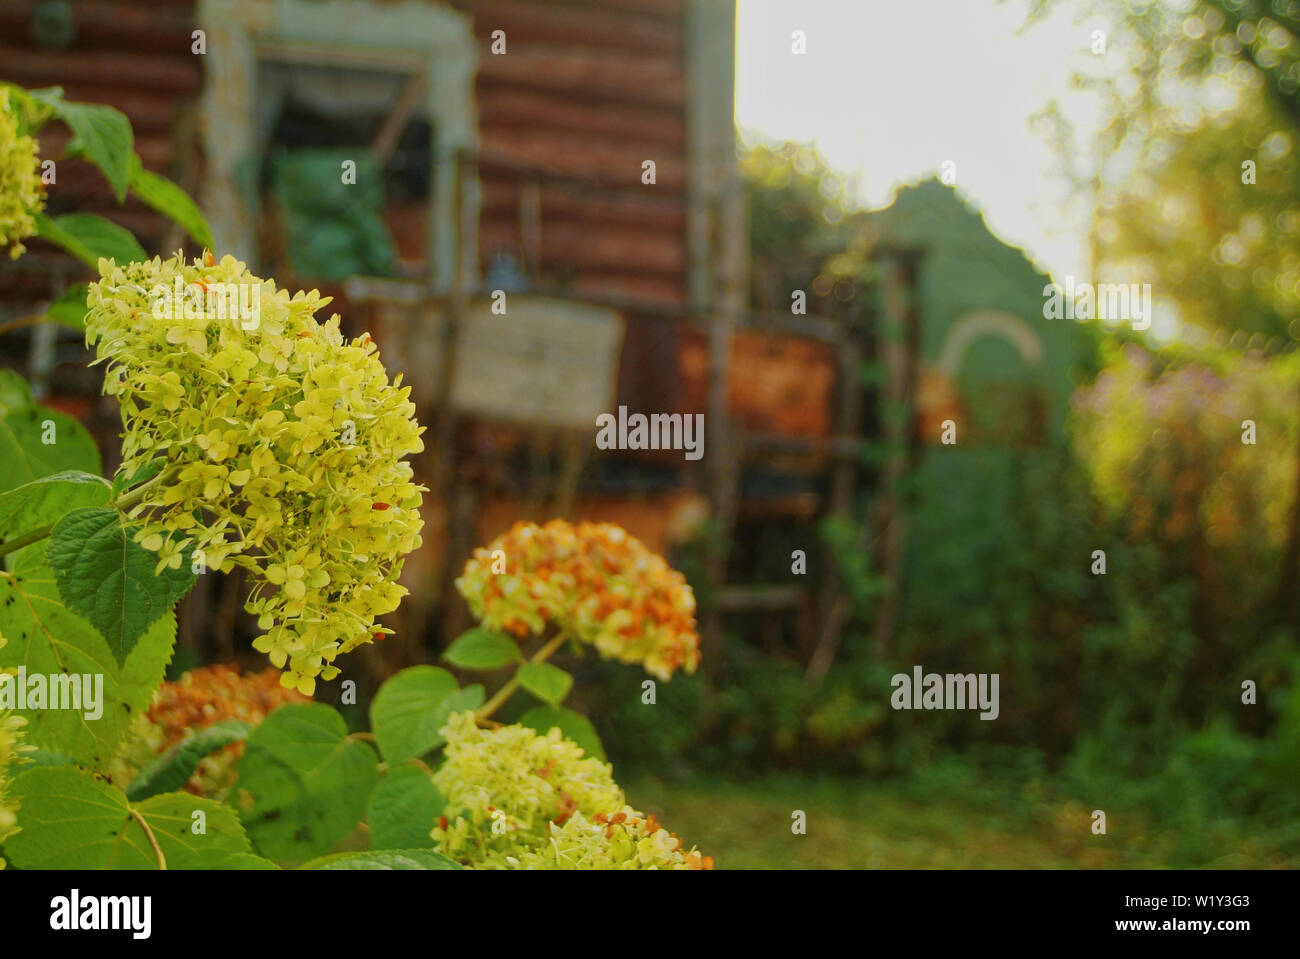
[702,184,747,664]
[804,331,862,682]
[435,152,472,644]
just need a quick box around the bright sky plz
[736,0,1111,285]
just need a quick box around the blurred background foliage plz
[597,0,1300,867]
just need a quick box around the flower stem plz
[129,808,168,870]
[0,466,177,559]
[475,631,568,723]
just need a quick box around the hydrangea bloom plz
[85,252,425,693]
[0,637,31,869]
[508,808,713,870]
[0,87,44,259]
[455,521,700,680]
[430,710,709,870]
[112,665,310,798]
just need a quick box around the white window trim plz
[196,0,478,289]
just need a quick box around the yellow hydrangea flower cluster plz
[0,637,31,870]
[455,520,700,680]
[85,252,426,694]
[0,713,24,870]
[0,86,45,259]
[508,808,713,870]
[430,710,710,870]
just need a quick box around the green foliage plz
[0,471,110,541]
[43,284,90,330]
[127,153,214,249]
[28,88,133,201]
[35,212,146,269]
[12,84,212,270]
[369,665,463,762]
[0,548,177,771]
[443,627,523,669]
[365,765,444,850]
[235,704,380,864]
[47,507,196,665]
[0,371,101,493]
[5,766,259,869]
[125,720,251,802]
[516,661,573,705]
[518,705,605,761]
[0,80,523,874]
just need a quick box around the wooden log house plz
[0,0,873,677]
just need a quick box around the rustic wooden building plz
[0,0,864,671]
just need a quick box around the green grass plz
[625,774,1293,869]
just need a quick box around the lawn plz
[625,775,1292,869]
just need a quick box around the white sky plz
[736,0,1111,284]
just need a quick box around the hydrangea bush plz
[0,83,708,871]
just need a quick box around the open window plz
[196,0,478,288]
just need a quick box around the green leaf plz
[125,719,252,801]
[29,90,133,202]
[36,212,146,269]
[4,766,257,869]
[0,369,31,416]
[443,627,523,670]
[0,470,110,542]
[300,849,460,870]
[369,665,460,763]
[516,661,573,706]
[366,764,443,850]
[128,153,214,249]
[208,852,281,869]
[0,550,176,771]
[519,705,606,761]
[23,747,77,767]
[45,284,90,330]
[441,684,485,719]
[0,390,102,497]
[236,703,380,864]
[46,507,196,666]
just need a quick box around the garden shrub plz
[0,83,709,871]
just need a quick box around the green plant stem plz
[475,632,568,723]
[0,466,176,559]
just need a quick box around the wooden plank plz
[477,131,687,190]
[569,273,687,309]
[479,175,687,231]
[469,0,683,55]
[0,48,200,92]
[479,218,683,274]
[477,87,685,147]
[477,48,685,106]
[0,1,196,54]
[519,0,686,20]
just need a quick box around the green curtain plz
[270,148,398,281]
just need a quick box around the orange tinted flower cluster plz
[145,664,311,752]
[455,520,700,680]
[117,665,309,797]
